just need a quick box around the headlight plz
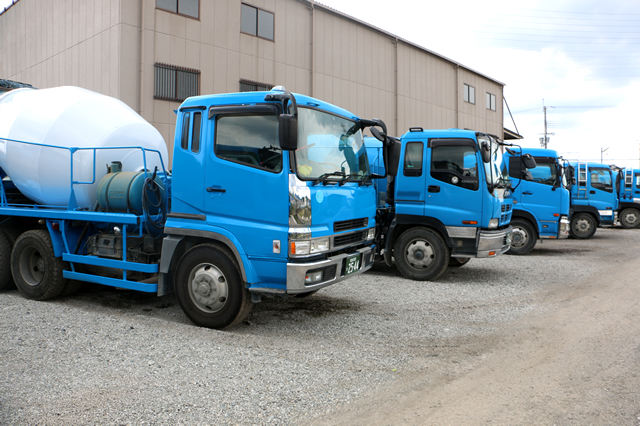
[488,219,499,229]
[366,228,375,241]
[290,238,330,255]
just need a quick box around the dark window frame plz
[240,3,275,41]
[156,0,200,20]
[486,92,496,111]
[154,63,200,102]
[463,83,475,105]
[403,142,424,177]
[430,142,479,191]
[239,79,273,92]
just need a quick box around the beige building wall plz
[1,0,506,164]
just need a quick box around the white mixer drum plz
[0,86,169,208]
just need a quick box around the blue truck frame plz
[365,128,513,281]
[0,88,394,329]
[504,148,570,255]
[615,167,640,228]
[565,161,618,238]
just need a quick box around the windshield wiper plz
[313,171,346,185]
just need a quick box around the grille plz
[501,204,512,212]
[334,218,368,233]
[446,226,477,239]
[334,231,366,247]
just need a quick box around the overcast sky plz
[2,0,639,168]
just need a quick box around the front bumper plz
[285,245,374,294]
[476,226,512,258]
[558,216,570,239]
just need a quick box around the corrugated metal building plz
[0,0,509,162]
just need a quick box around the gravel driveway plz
[0,227,634,425]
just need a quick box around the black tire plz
[570,213,597,239]
[448,257,470,267]
[175,244,252,329]
[394,227,449,281]
[508,219,537,255]
[0,230,13,290]
[11,230,67,300]
[619,208,640,229]
[0,225,23,246]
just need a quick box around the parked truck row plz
[0,85,633,329]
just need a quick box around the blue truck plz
[0,86,397,329]
[615,167,640,228]
[565,161,618,238]
[503,148,570,255]
[365,128,513,281]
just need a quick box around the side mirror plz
[480,141,491,164]
[522,154,537,169]
[386,138,401,177]
[279,114,298,151]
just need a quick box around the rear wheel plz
[448,257,470,267]
[0,231,13,290]
[508,219,537,255]
[394,227,449,281]
[619,208,640,229]
[570,213,597,239]
[11,230,67,300]
[175,245,252,329]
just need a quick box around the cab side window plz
[215,114,282,172]
[590,168,613,192]
[430,145,478,190]
[403,142,423,177]
[529,162,557,186]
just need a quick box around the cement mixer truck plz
[0,86,397,329]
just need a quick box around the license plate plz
[344,254,361,276]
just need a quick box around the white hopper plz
[0,86,169,208]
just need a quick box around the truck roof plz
[400,128,478,140]
[180,90,360,122]
[511,147,561,159]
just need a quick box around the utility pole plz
[539,100,554,148]
[601,147,609,163]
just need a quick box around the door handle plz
[590,190,596,194]
[522,191,533,195]
[207,187,226,193]
[428,185,440,193]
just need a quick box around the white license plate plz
[344,254,361,275]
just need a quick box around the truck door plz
[519,158,562,235]
[204,106,289,267]
[588,166,616,215]
[394,141,426,217]
[424,139,482,225]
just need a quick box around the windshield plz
[480,135,508,188]
[294,108,369,182]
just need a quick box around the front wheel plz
[508,219,537,255]
[619,208,640,229]
[570,213,597,239]
[175,245,252,329]
[394,227,449,281]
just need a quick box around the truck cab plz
[365,128,512,281]
[616,168,640,228]
[566,161,618,238]
[504,148,570,255]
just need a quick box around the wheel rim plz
[405,239,435,269]
[18,246,45,287]
[573,218,592,234]
[188,263,229,313]
[622,211,639,227]
[511,227,529,248]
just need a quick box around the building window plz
[463,83,475,104]
[154,63,200,102]
[486,93,496,111]
[241,3,274,41]
[240,79,272,92]
[156,0,199,19]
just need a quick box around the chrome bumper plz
[285,245,374,294]
[476,226,512,258]
[559,216,570,239]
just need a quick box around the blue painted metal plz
[568,161,618,225]
[504,148,570,239]
[63,271,158,293]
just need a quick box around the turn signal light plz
[553,213,560,217]
[462,220,478,225]
[488,251,496,256]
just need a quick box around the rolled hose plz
[142,167,166,233]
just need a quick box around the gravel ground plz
[0,227,632,425]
